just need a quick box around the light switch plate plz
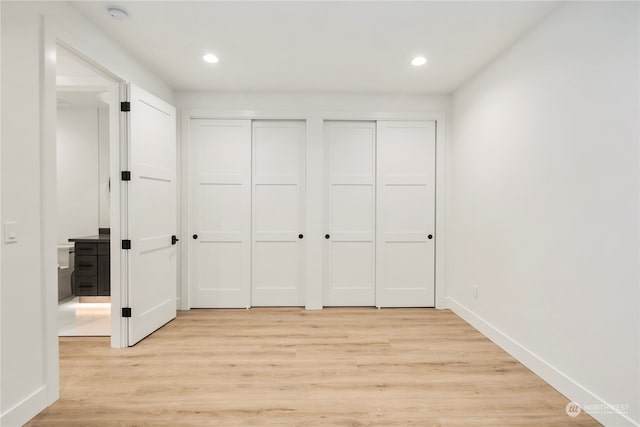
[4,221,18,244]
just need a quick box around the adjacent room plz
[1,1,638,426]
[56,46,113,337]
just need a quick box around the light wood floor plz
[28,308,599,426]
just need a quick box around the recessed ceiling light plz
[108,7,128,20]
[203,54,219,64]
[411,56,427,66]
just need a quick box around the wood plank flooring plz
[27,308,600,426]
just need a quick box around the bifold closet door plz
[376,121,436,307]
[252,121,306,306]
[324,121,376,306]
[190,119,251,308]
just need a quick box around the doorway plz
[55,46,118,337]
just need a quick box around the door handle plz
[298,234,304,239]
[192,234,198,240]
[171,235,179,245]
[427,234,433,240]
[325,234,330,239]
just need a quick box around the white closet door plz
[376,121,436,307]
[252,121,305,306]
[324,121,376,306]
[190,119,251,308]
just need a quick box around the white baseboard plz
[445,297,638,427]
[0,385,49,427]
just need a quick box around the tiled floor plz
[58,297,111,337]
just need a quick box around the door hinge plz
[121,171,131,181]
[121,307,132,318]
[120,101,131,112]
[121,239,131,250]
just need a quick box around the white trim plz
[0,386,48,427]
[446,297,639,427]
[111,82,128,348]
[185,109,444,122]
[41,17,60,410]
[179,112,190,310]
[434,119,446,309]
[180,109,447,310]
[176,105,184,310]
[304,117,324,309]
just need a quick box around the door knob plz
[427,234,433,240]
[298,234,304,239]
[325,234,330,239]
[193,234,198,240]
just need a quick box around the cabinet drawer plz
[75,243,97,256]
[75,276,97,296]
[75,256,98,276]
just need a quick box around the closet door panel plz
[190,119,251,308]
[252,121,305,306]
[376,121,436,308]
[324,121,376,306]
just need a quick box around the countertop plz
[68,234,111,244]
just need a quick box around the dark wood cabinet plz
[69,236,110,297]
[97,248,110,296]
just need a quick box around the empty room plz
[1,1,638,426]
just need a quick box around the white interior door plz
[252,121,305,306]
[376,121,435,307]
[324,121,376,306]
[127,84,177,345]
[189,119,251,308]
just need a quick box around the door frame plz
[181,110,447,311]
[42,23,129,360]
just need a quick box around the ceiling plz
[57,91,110,108]
[57,46,112,90]
[56,46,112,107]
[69,1,560,94]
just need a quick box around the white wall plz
[56,107,99,243]
[177,92,450,112]
[448,2,639,426]
[1,5,46,425]
[98,107,110,229]
[0,2,173,426]
[176,92,451,310]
